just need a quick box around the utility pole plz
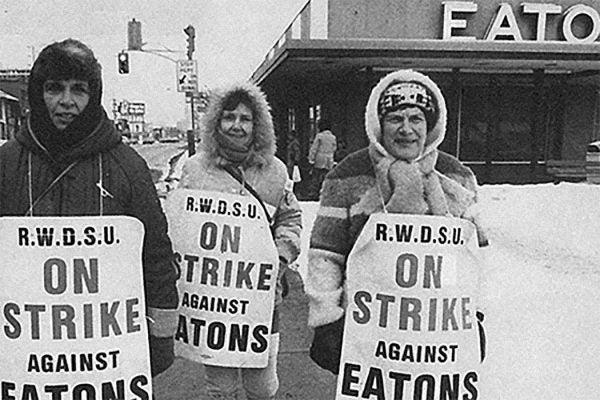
[184,25,196,156]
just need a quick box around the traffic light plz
[184,25,195,60]
[118,51,129,74]
[127,18,143,51]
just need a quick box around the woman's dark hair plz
[222,90,256,115]
[29,38,103,111]
[27,38,105,148]
[319,119,331,131]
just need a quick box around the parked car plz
[159,136,179,143]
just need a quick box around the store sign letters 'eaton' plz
[443,2,600,43]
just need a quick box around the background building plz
[0,89,20,140]
[113,99,146,141]
[0,69,29,141]
[252,0,600,184]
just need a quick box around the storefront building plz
[0,69,29,141]
[0,89,20,141]
[251,0,600,184]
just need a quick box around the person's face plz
[220,103,254,147]
[381,106,427,161]
[43,79,90,131]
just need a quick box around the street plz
[131,141,188,183]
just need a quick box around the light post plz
[184,25,196,156]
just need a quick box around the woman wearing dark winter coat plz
[306,69,488,374]
[179,82,302,400]
[0,39,179,377]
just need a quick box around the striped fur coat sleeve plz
[306,149,375,327]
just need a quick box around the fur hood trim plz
[199,81,276,168]
[364,69,447,162]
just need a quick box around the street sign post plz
[176,59,198,93]
[181,25,197,157]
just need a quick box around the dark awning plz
[252,38,600,85]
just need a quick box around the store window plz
[556,84,598,160]
[287,107,296,133]
[460,85,534,162]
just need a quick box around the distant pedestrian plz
[306,69,488,376]
[178,81,302,400]
[0,39,180,377]
[308,119,337,198]
[286,129,302,185]
[334,136,349,163]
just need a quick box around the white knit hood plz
[364,69,447,162]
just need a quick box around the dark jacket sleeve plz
[112,146,179,311]
[109,146,179,381]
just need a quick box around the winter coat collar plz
[17,109,122,166]
[199,81,275,169]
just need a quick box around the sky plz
[0,0,307,126]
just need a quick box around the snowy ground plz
[295,182,600,400]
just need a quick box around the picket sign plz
[0,216,152,399]
[165,189,279,368]
[336,214,482,400]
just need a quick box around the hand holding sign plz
[310,318,344,374]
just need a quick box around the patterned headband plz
[378,82,436,119]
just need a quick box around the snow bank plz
[477,183,600,399]
[479,182,600,273]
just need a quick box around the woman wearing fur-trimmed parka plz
[306,69,488,374]
[179,82,302,400]
[0,39,179,377]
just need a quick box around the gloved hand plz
[309,318,344,374]
[385,160,427,214]
[149,335,174,377]
[147,307,179,377]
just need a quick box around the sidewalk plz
[153,270,338,400]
